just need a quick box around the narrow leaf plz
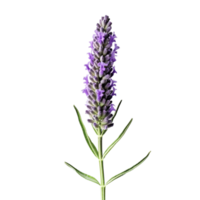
[73,105,98,158]
[106,151,151,185]
[103,118,133,159]
[65,161,100,185]
[102,100,122,135]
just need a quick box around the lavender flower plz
[82,15,120,131]
[65,15,151,200]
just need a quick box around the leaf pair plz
[64,151,151,186]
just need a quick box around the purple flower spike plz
[82,15,120,130]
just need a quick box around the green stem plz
[98,129,106,200]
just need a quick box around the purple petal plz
[109,104,116,112]
[82,87,89,96]
[83,75,89,85]
[96,89,104,102]
[95,30,106,44]
[89,41,94,50]
[84,63,90,71]
[88,53,95,65]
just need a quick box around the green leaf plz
[73,105,98,158]
[65,161,100,185]
[106,151,151,185]
[103,118,133,159]
[102,100,122,136]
